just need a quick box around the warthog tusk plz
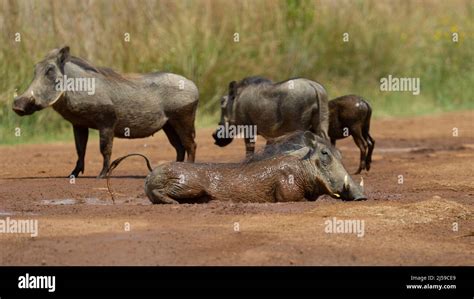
[342,174,350,191]
[13,90,18,98]
[360,177,364,187]
[333,193,340,198]
[31,90,34,97]
[48,91,64,106]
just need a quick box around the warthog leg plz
[244,137,255,158]
[352,127,368,174]
[98,126,115,178]
[168,120,196,162]
[149,189,179,204]
[163,123,185,161]
[365,134,375,171]
[70,125,89,177]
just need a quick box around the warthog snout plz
[338,174,367,201]
[12,96,37,116]
[212,130,233,147]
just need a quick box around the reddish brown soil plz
[0,111,473,265]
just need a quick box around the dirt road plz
[0,111,473,265]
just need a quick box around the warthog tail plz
[106,153,153,203]
[308,81,329,140]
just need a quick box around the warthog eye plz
[45,66,56,80]
[319,149,331,166]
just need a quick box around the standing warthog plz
[107,131,366,204]
[12,46,198,178]
[212,76,329,157]
[328,95,375,174]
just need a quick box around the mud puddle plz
[340,146,473,154]
[0,211,15,216]
[41,197,150,206]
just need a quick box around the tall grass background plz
[0,0,473,144]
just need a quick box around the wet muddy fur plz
[107,132,366,204]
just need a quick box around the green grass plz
[0,0,473,144]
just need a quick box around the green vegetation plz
[1,0,473,144]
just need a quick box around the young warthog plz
[212,76,329,157]
[107,132,366,204]
[328,95,375,174]
[12,47,198,178]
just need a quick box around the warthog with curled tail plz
[107,131,366,204]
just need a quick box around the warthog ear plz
[303,131,317,149]
[228,81,237,90]
[57,46,70,68]
[228,81,237,97]
[288,147,312,159]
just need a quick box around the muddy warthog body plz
[108,132,366,204]
[212,76,329,156]
[12,47,198,178]
[328,95,375,174]
[253,130,343,162]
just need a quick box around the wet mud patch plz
[41,197,150,206]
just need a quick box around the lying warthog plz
[212,76,329,157]
[328,95,375,174]
[12,46,198,178]
[107,131,366,204]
